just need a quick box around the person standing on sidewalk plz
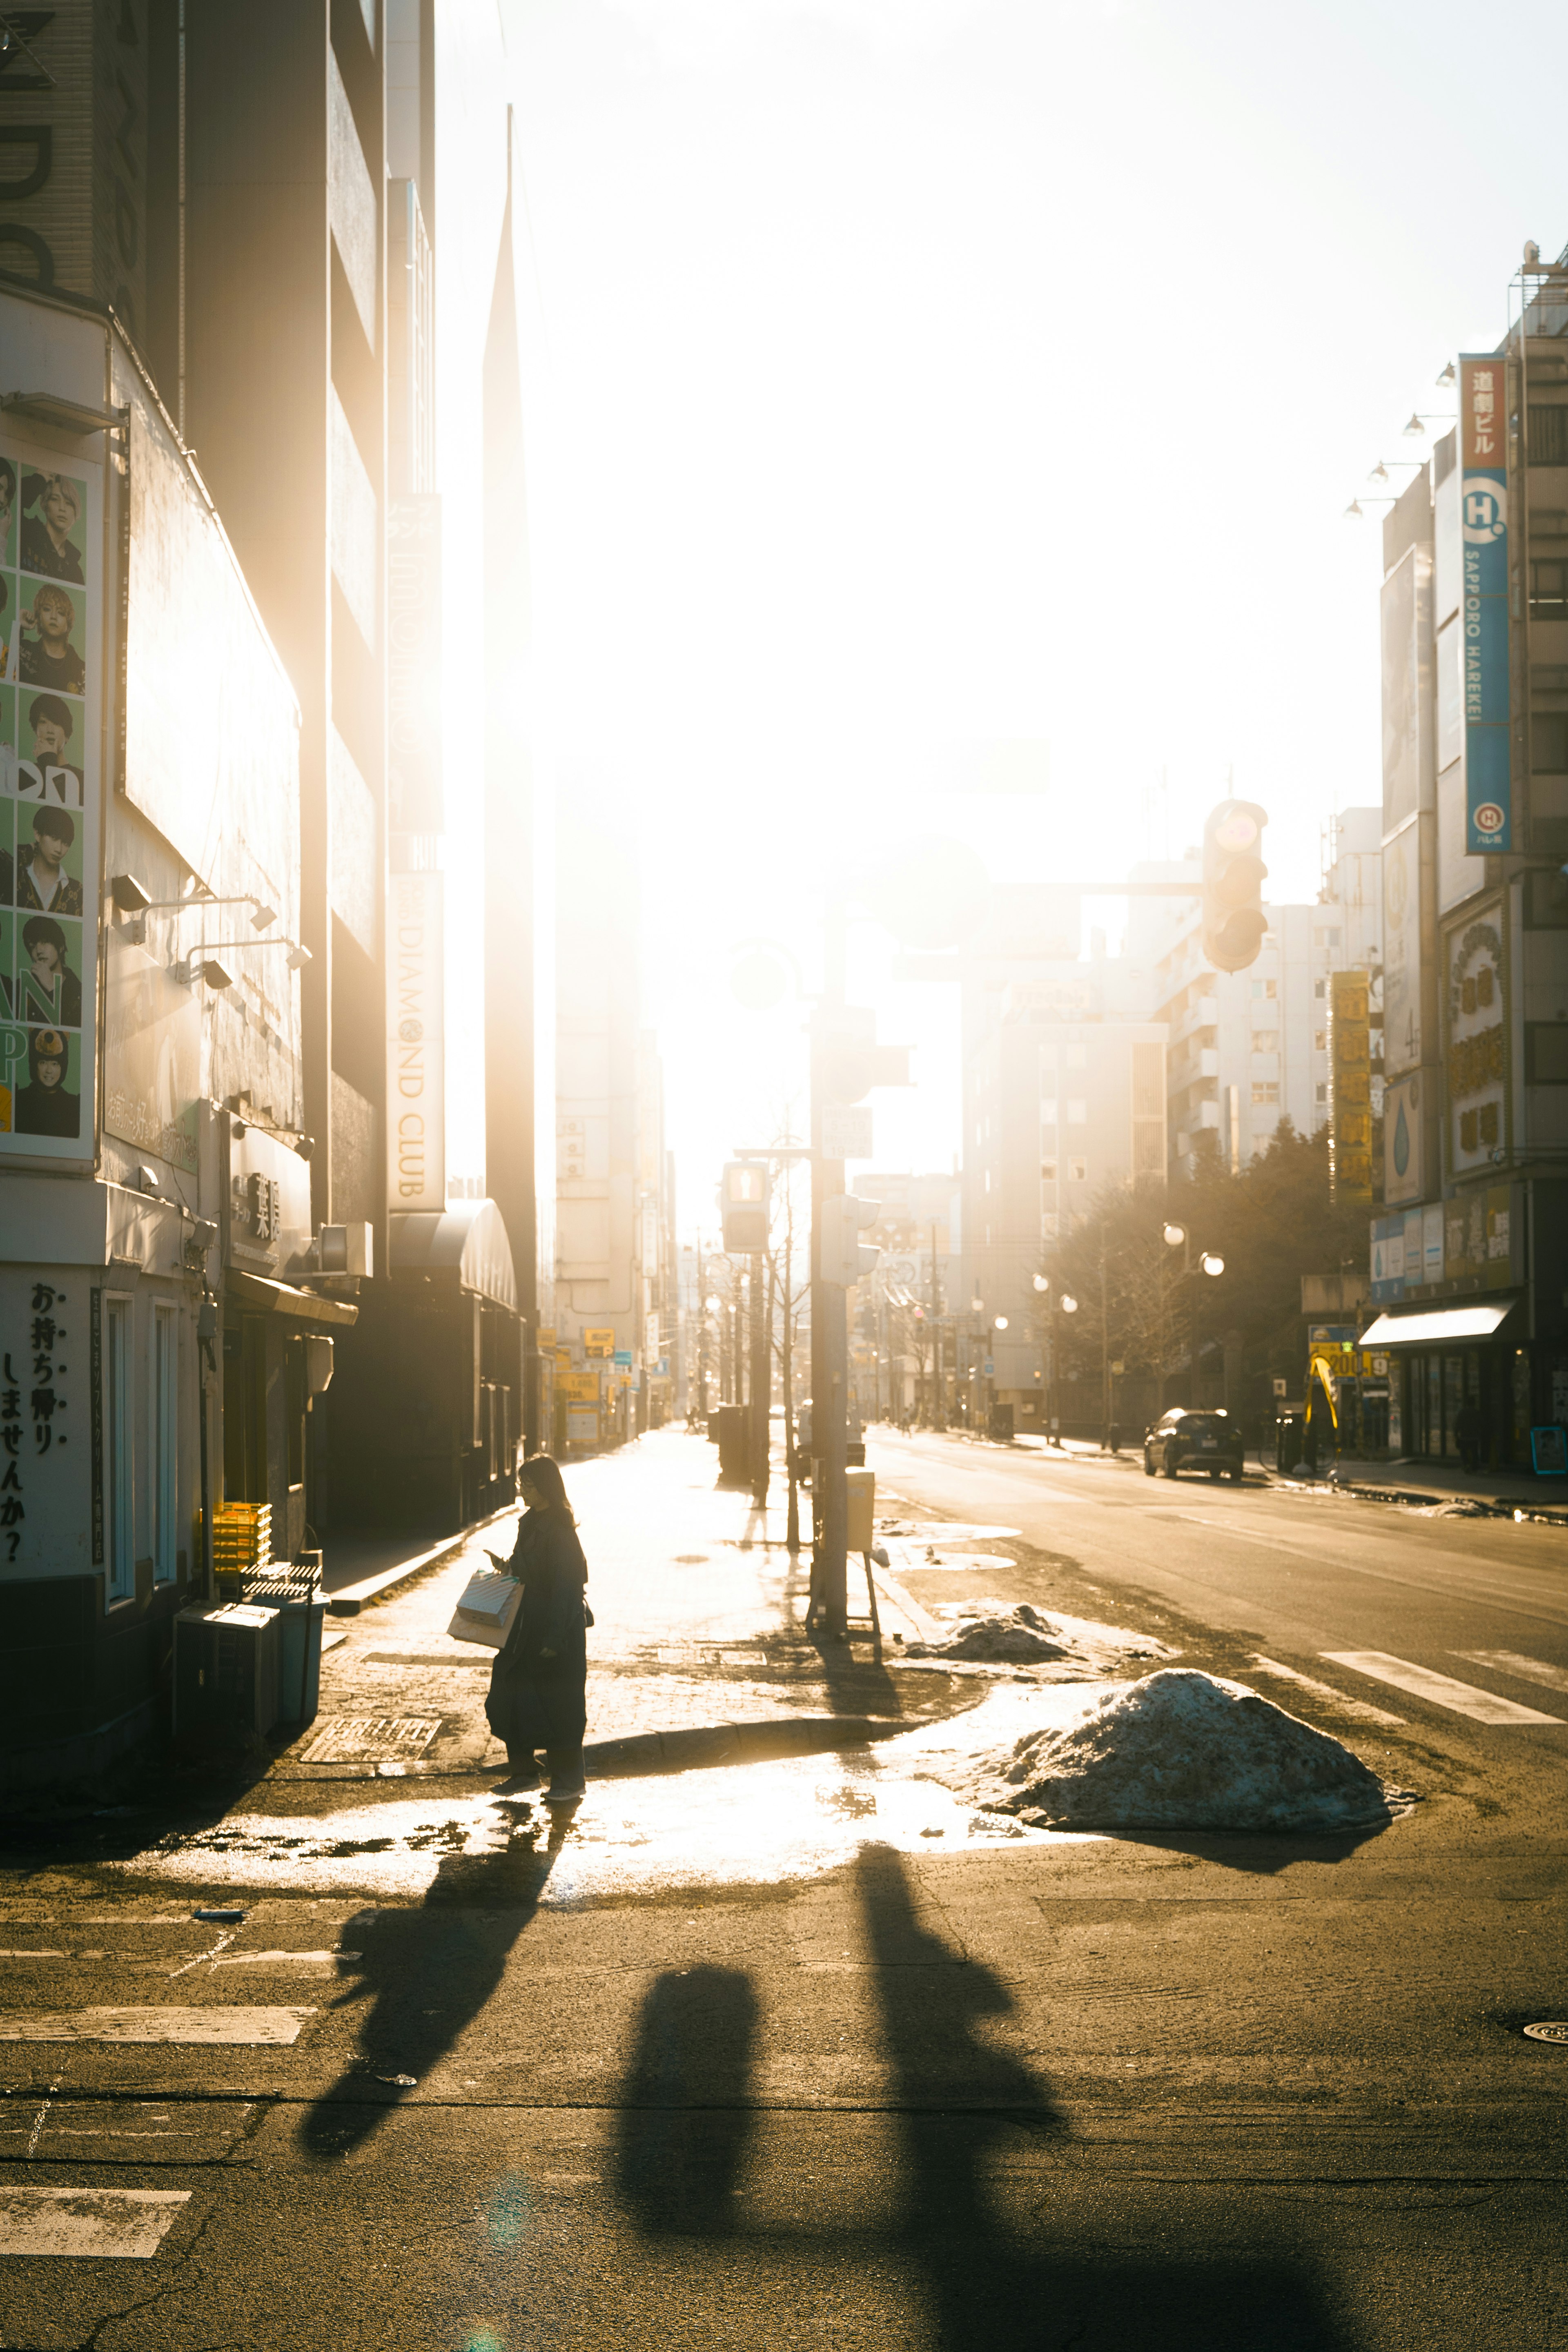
[1452,1398,1483,1475]
[486,1455,590,1803]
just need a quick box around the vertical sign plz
[386,870,445,1210]
[387,496,443,835]
[1328,970,1373,1205]
[0,434,101,1166]
[1459,356,1511,853]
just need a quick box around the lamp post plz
[1162,1223,1225,1409]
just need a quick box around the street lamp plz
[1201,1252,1225,1277]
[993,1315,1008,1331]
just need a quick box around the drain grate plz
[1523,2022,1568,2045]
[301,1716,444,1764]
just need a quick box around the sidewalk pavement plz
[272,1429,972,1788]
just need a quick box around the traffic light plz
[721,1161,770,1254]
[1201,800,1269,972]
[820,1192,880,1286]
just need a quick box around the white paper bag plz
[446,1567,522,1650]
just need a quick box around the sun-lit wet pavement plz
[108,1683,1107,1902]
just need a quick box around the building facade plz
[1363,295,1568,1469]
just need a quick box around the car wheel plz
[1161,1450,1178,1478]
[1209,1467,1221,1480]
[1229,1466,1243,1483]
[1143,1449,1155,1477]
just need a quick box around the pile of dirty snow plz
[948,1668,1412,1832]
[902,1602,1174,1676]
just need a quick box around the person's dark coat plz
[484,1506,589,1757]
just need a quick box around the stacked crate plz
[212,1501,271,1600]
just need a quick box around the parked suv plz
[1143,1408,1245,1482]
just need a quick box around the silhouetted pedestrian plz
[1453,1398,1483,1475]
[486,1454,590,1803]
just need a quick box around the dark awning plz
[1360,1294,1520,1348]
[226,1269,360,1329]
[388,1198,518,1312]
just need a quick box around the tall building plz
[551,798,671,1449]
[0,1,556,1791]
[1131,814,1382,1177]
[181,1,552,1526]
[1363,295,1568,1469]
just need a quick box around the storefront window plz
[1426,1356,1441,1458]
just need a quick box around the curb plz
[325,1503,520,1615]
[583,1712,911,1777]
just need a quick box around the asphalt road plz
[2,1432,1565,2351]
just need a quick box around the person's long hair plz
[521,1453,575,1521]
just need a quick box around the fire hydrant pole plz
[811,889,849,1638]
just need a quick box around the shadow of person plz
[295,1798,575,2162]
[855,1841,1359,2350]
[613,1965,759,2237]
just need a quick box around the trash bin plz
[1276,1413,1305,1472]
[988,1403,1015,1443]
[716,1403,751,1486]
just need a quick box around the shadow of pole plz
[295,1800,575,2162]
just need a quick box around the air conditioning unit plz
[318,1220,373,1276]
[173,1602,281,1736]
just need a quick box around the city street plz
[2,1430,1565,2350]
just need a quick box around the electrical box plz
[174,1603,282,1737]
[845,1467,875,1553]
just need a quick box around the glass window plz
[1529,562,1568,624]
[104,1296,134,1601]
[1528,403,1568,466]
[1252,1082,1279,1105]
[153,1304,178,1583]
[1252,1031,1280,1053]
[1533,712,1568,773]
[1068,1157,1087,1181]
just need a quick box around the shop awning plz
[1359,1296,1519,1348]
[388,1198,518,1313]
[226,1269,360,1329]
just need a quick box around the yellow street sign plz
[584,1327,616,1357]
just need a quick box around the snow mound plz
[956,1668,1411,1832]
[904,1603,1174,1673]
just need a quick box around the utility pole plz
[782,1176,800,1547]
[929,1219,943,1430]
[810,891,850,1638]
[751,1248,770,1506]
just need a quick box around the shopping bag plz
[446,1567,522,1650]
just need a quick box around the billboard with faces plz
[0,438,99,1165]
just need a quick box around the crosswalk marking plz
[1321,1652,1564,1726]
[0,2006,316,2044]
[0,2187,190,2258]
[1454,1649,1568,1697]
[1249,1657,1405,1726]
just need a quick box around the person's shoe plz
[543,1783,584,1806]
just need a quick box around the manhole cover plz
[1523,2022,1568,2045]
[301,1717,443,1764]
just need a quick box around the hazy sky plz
[503,0,1568,1226]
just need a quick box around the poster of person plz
[18,690,84,806]
[18,470,87,585]
[0,572,17,682]
[16,581,86,697]
[0,432,96,1165]
[0,453,17,568]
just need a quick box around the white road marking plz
[1454,1648,1568,1697]
[0,1949,67,1958]
[0,2006,317,2044]
[211,1950,359,1968]
[1321,1653,1564,1725]
[0,2187,191,2258]
[1249,1657,1405,1726]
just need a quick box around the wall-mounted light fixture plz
[173,937,310,989]
[112,883,279,945]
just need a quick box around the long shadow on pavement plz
[604,1840,1363,2348]
[295,1797,574,2161]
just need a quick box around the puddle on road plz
[107,1686,1107,1903]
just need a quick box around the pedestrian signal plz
[1201,800,1269,973]
[721,1161,770,1254]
